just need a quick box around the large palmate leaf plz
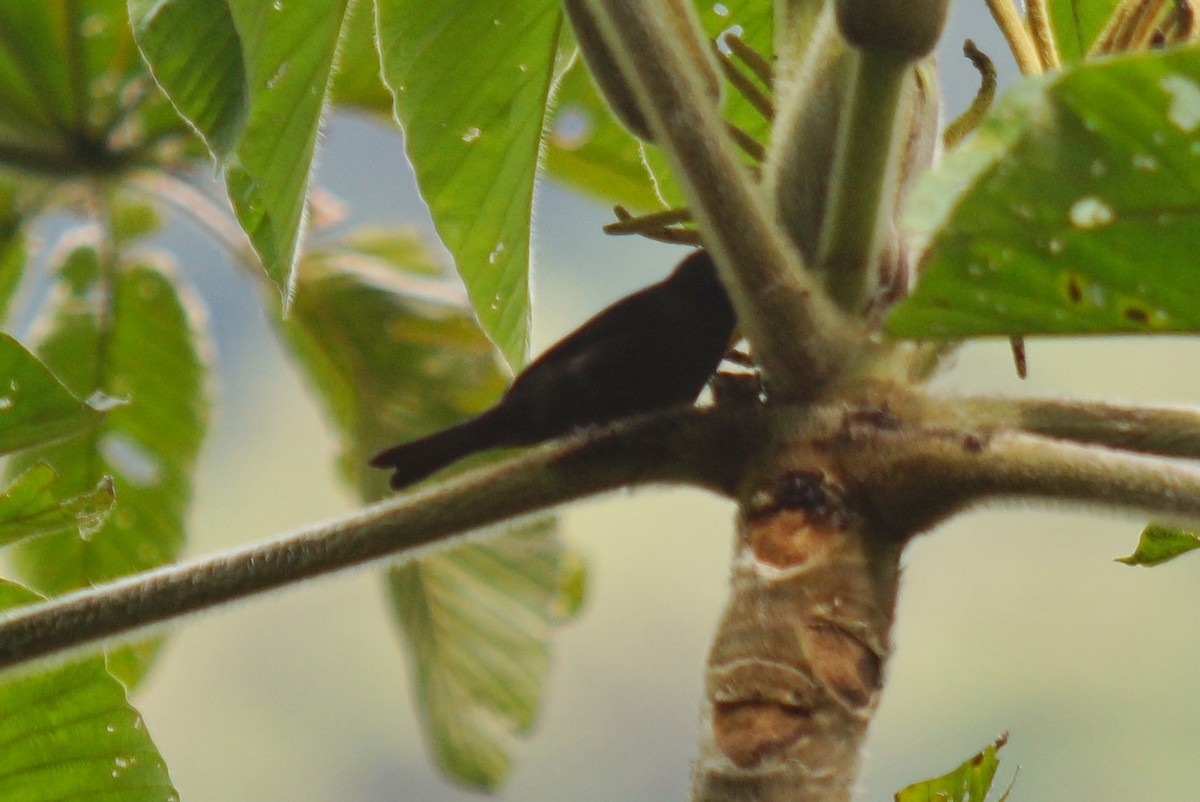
[376,0,564,369]
[0,333,103,456]
[281,230,584,789]
[0,2,193,173]
[9,241,209,687]
[889,48,1200,338]
[0,580,178,802]
[130,0,353,300]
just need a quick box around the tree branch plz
[964,396,1200,460]
[0,405,763,676]
[847,426,1200,535]
[576,0,859,402]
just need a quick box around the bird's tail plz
[368,407,512,490]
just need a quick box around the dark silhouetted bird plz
[370,249,736,489]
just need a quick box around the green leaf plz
[0,332,103,456]
[890,49,1200,339]
[376,0,563,369]
[281,230,585,789]
[1116,524,1200,566]
[283,229,508,494]
[0,2,195,173]
[330,0,393,112]
[0,463,115,548]
[9,243,209,687]
[0,579,178,802]
[110,193,164,245]
[0,180,27,321]
[130,0,353,300]
[640,0,773,207]
[128,0,247,154]
[388,522,587,791]
[1048,0,1121,63]
[543,52,662,210]
[895,734,1010,802]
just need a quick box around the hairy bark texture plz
[693,469,902,802]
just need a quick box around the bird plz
[369,249,737,490]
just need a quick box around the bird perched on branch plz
[370,249,736,490]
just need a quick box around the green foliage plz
[129,0,351,301]
[127,0,247,154]
[283,228,507,494]
[1048,0,1121,62]
[1117,524,1200,566]
[640,0,774,207]
[389,523,587,790]
[330,1,395,112]
[7,243,209,687]
[0,0,1197,799]
[376,0,564,369]
[0,580,177,802]
[0,464,114,548]
[0,1,192,171]
[890,48,1200,338]
[281,230,584,788]
[0,333,103,455]
[0,183,25,321]
[544,57,664,210]
[894,735,1012,802]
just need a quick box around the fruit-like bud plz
[563,0,723,141]
[836,0,949,59]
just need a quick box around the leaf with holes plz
[0,579,178,802]
[376,0,563,369]
[0,463,114,548]
[130,0,352,300]
[8,243,209,687]
[890,49,1200,339]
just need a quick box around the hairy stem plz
[577,0,858,402]
[985,0,1043,74]
[1026,0,1062,69]
[0,406,761,675]
[850,426,1200,535]
[817,49,910,311]
[968,396,1200,460]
